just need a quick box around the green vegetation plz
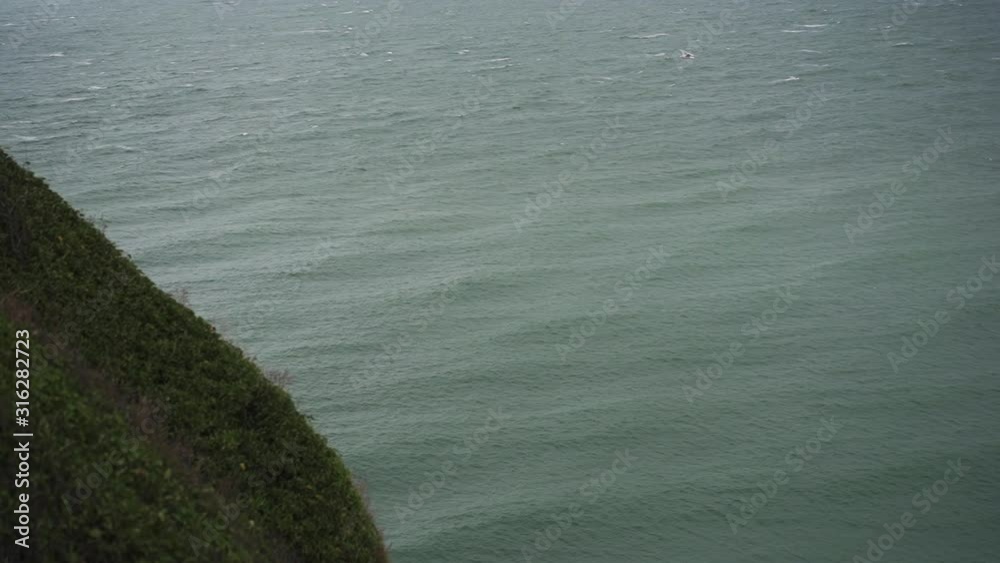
[0,149,388,562]
[0,314,265,561]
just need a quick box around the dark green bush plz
[0,149,387,562]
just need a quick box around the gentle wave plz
[5,3,999,562]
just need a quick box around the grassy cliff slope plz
[0,149,387,562]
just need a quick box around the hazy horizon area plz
[2,0,999,561]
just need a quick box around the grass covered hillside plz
[0,148,388,562]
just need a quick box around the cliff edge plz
[0,148,388,562]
